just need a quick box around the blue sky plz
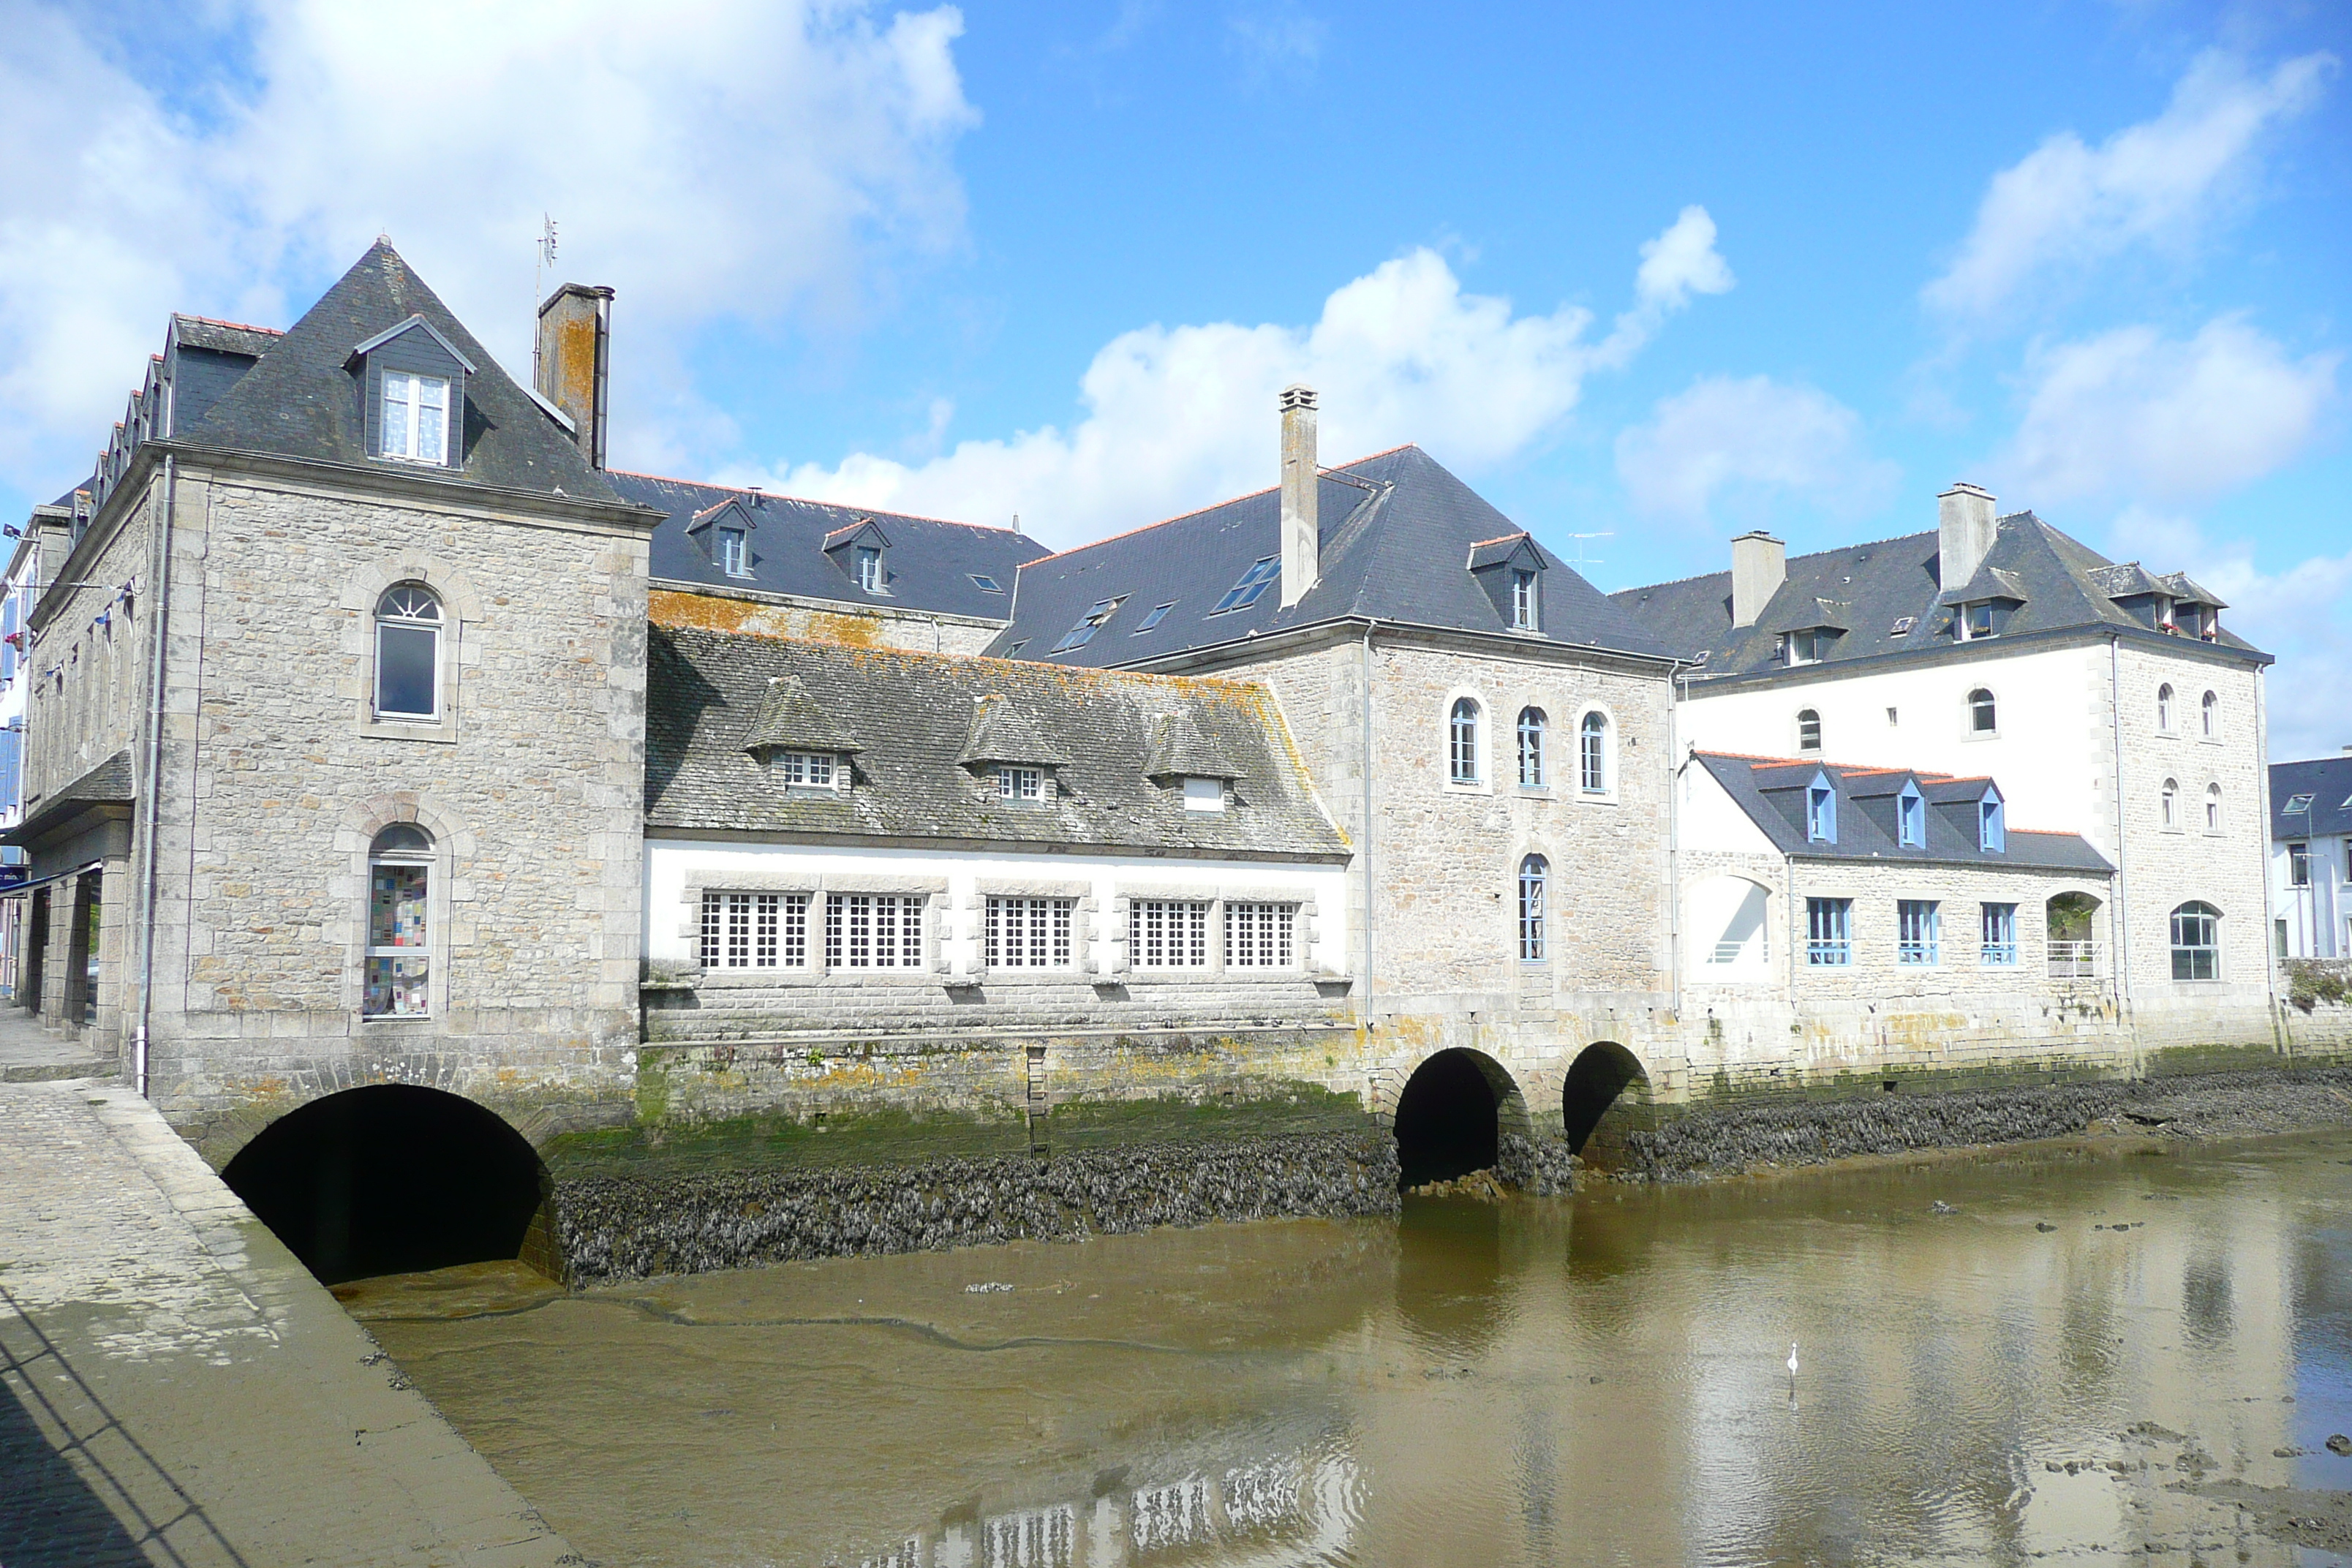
[4,0,2345,753]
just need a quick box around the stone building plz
[984,395,1682,1139]
[2270,753,2352,960]
[1613,485,2279,1053]
[2,242,657,1162]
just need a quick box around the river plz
[352,1132,2352,1567]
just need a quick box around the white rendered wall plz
[2272,834,2351,959]
[645,839,1350,978]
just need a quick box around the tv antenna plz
[532,214,558,381]
[1564,531,1612,570]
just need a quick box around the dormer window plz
[996,765,1043,802]
[1182,776,1226,812]
[772,750,836,788]
[1959,601,1994,640]
[1897,782,1924,848]
[856,546,883,593]
[822,518,893,595]
[1806,777,1836,843]
[381,372,448,463]
[719,528,750,578]
[1786,628,1825,666]
[1511,568,1539,630]
[1979,793,2005,852]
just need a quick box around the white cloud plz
[1226,4,1327,86]
[1997,316,2339,505]
[1613,374,1899,528]
[0,0,976,486]
[737,214,1730,546]
[2105,509,2352,761]
[1924,50,2334,323]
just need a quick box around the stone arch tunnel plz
[1561,1041,1651,1172]
[221,1084,554,1286]
[1391,1047,1532,1189]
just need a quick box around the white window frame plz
[1224,902,1297,969]
[1509,568,1539,630]
[1517,855,1548,963]
[984,896,1075,970]
[1578,711,1610,795]
[1446,695,1485,788]
[363,828,434,1019]
[1796,708,1821,753]
[823,892,924,969]
[701,890,811,970]
[772,750,836,788]
[856,546,884,593]
[2161,778,2179,830]
[2200,690,2219,741]
[1517,707,1547,789]
[380,371,451,464]
[997,766,1043,802]
[2156,683,2174,731]
[1181,776,1226,812]
[718,528,750,577]
[1128,899,1211,970]
[1966,687,1997,736]
[372,583,443,723]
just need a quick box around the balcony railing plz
[2048,940,2098,979]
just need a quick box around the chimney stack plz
[1279,384,1318,608]
[535,282,614,469]
[1730,530,1785,628]
[1937,481,1997,592]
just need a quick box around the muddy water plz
[354,1134,2352,1567]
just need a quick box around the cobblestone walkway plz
[0,1077,581,1567]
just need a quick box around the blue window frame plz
[1210,557,1281,614]
[1980,902,2018,965]
[1897,782,1924,848]
[1898,900,1941,965]
[1806,897,1851,965]
[1806,775,1837,843]
[1979,792,2005,852]
[1134,601,1176,633]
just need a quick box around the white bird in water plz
[1787,1343,1800,1383]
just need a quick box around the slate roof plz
[171,241,629,506]
[647,627,1349,859]
[1695,752,2112,873]
[2271,756,2352,840]
[4,750,135,846]
[984,445,1674,667]
[613,472,1049,621]
[1613,512,2267,679]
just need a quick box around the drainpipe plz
[2256,663,2285,1055]
[131,453,176,1099]
[1360,619,1377,1028]
[2107,635,2133,1017]
[1666,667,1683,1018]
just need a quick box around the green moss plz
[1047,1084,1372,1150]
[543,1104,1032,1180]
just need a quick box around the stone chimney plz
[1937,482,1997,591]
[535,282,614,469]
[1730,530,1785,628]
[1279,384,1318,608]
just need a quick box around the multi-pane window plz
[1051,598,1126,652]
[1128,899,1210,969]
[1962,602,1994,639]
[1786,629,1822,666]
[700,892,810,969]
[825,894,921,968]
[1579,712,1608,794]
[380,372,449,463]
[363,824,432,1017]
[1210,557,1281,615]
[1225,902,1297,968]
[1897,900,1941,965]
[2157,684,2174,730]
[1806,897,1851,966]
[2286,842,2310,887]
[2161,779,2179,828]
[374,583,442,720]
[1980,902,2018,966]
[986,897,1074,968]
[1968,688,1997,734]
[1797,709,1821,753]
[1517,707,1547,788]
[1449,698,1481,784]
[2204,784,2222,832]
[1518,855,1548,962]
[719,528,750,576]
[1510,568,1538,630]
[773,750,834,787]
[856,546,883,592]
[997,766,1043,801]
[2170,901,2220,980]
[2201,690,2217,738]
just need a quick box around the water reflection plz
[358,1134,2352,1568]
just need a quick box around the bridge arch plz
[221,1083,553,1286]
[1561,1041,1651,1172]
[1392,1047,1531,1190]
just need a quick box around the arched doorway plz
[1392,1048,1526,1189]
[222,1085,551,1285]
[1561,1042,1649,1172]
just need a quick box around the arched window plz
[1518,854,1548,962]
[2160,779,2179,829]
[2156,683,2174,731]
[1579,711,1610,794]
[2169,900,2220,980]
[1449,698,1482,785]
[1967,687,1997,734]
[374,583,442,720]
[2201,690,2217,739]
[2205,783,2222,832]
[365,823,434,1018]
[1796,709,1821,753]
[1517,707,1547,788]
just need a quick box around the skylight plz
[2283,793,2315,813]
[1889,617,1915,636]
[1134,601,1177,633]
[1049,597,1126,653]
[1210,557,1281,615]
[969,574,1005,594]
